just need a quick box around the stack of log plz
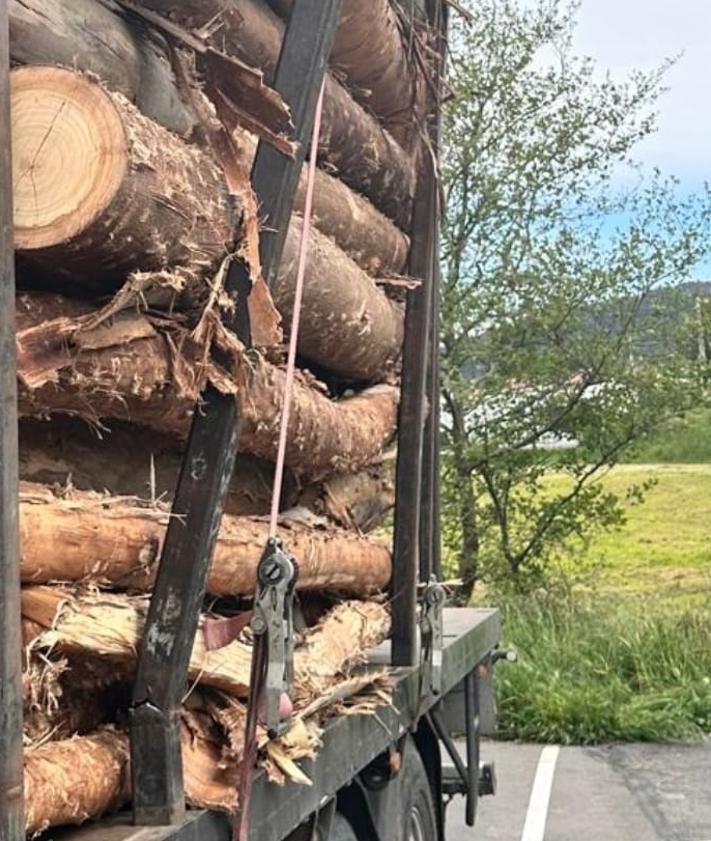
[9,0,432,833]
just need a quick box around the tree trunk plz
[454,457,479,606]
[449,401,479,605]
[19,416,299,517]
[22,587,391,700]
[9,0,196,136]
[16,294,400,476]
[272,0,427,153]
[24,729,130,836]
[11,65,241,287]
[237,129,409,276]
[18,483,393,596]
[140,0,416,227]
[275,215,404,382]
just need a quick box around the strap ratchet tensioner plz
[251,536,298,739]
[420,576,446,696]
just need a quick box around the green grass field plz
[493,461,711,743]
[578,463,711,605]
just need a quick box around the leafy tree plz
[440,0,711,600]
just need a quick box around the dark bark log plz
[272,0,427,152]
[18,415,299,516]
[298,460,394,533]
[18,483,393,596]
[16,294,400,476]
[9,0,196,136]
[140,0,417,227]
[275,215,404,382]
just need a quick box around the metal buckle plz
[251,537,298,738]
[420,576,445,696]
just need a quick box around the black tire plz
[399,738,438,841]
[328,812,359,841]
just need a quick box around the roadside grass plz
[495,595,711,744]
[489,462,711,744]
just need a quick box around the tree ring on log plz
[12,66,128,250]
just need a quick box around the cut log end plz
[12,66,128,250]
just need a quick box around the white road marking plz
[520,745,560,841]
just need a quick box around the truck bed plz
[46,608,500,841]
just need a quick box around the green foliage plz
[626,408,711,463]
[440,0,711,598]
[495,596,711,744]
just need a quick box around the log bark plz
[23,726,239,831]
[9,0,196,136]
[293,601,391,700]
[272,0,427,152]
[140,0,416,227]
[18,483,393,596]
[12,71,404,378]
[9,1,410,276]
[11,65,239,287]
[23,587,253,696]
[275,216,403,382]
[19,415,299,517]
[22,588,391,700]
[24,728,130,835]
[16,294,400,476]
[298,461,395,533]
[236,130,409,276]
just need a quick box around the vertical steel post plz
[420,1,448,584]
[391,153,437,666]
[0,1,26,835]
[391,0,448,665]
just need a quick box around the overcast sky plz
[573,0,710,184]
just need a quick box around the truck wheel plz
[328,812,359,841]
[400,739,437,841]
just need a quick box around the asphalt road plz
[447,739,711,841]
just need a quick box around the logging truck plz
[0,0,503,839]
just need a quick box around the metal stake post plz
[0,0,26,835]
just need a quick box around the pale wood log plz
[24,729,130,835]
[23,726,238,831]
[276,215,404,382]
[12,70,404,377]
[11,65,240,285]
[22,588,391,700]
[18,483,393,596]
[235,129,410,276]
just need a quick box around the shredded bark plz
[18,482,392,596]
